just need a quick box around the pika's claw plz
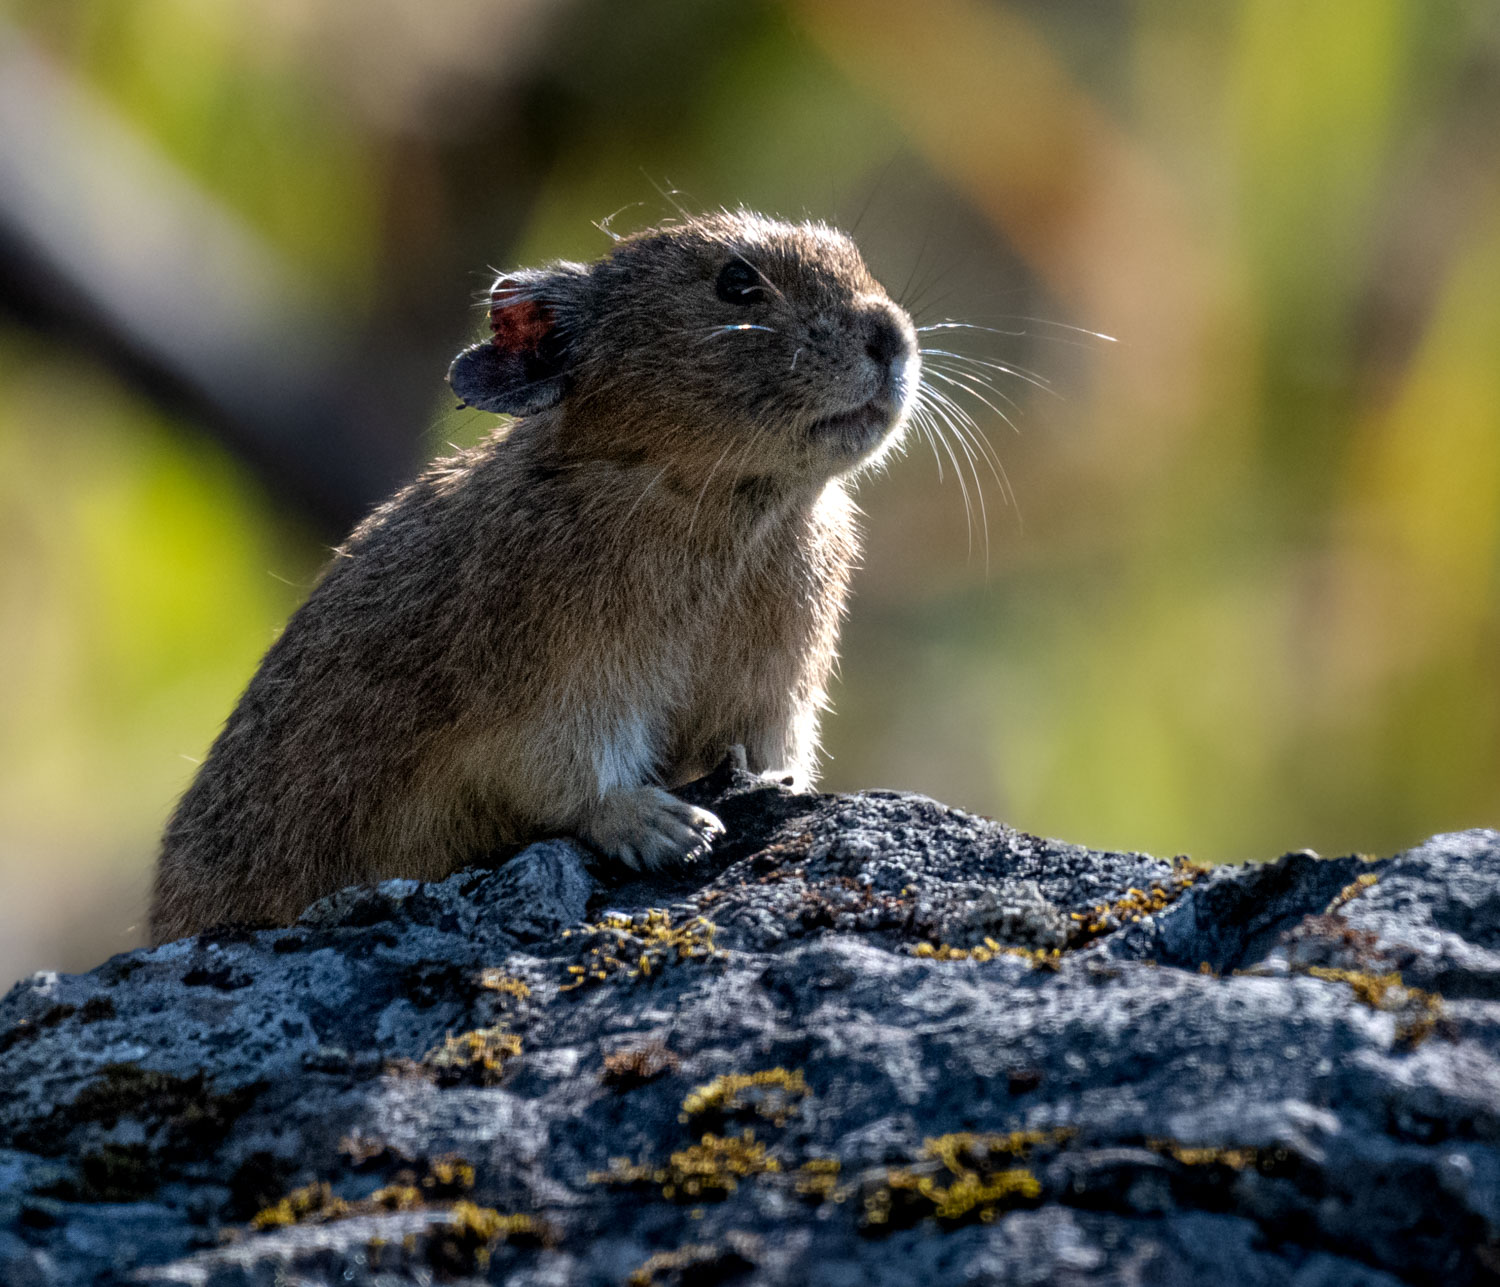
[582,786,725,872]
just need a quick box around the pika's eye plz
[715,259,767,305]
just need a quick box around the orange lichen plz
[601,1040,680,1089]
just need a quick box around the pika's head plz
[448,211,919,485]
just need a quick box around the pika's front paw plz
[584,786,725,872]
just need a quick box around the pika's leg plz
[743,714,817,792]
[579,786,725,871]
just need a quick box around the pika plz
[149,210,919,943]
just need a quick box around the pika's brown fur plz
[149,211,919,943]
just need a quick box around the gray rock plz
[1,768,1496,1285]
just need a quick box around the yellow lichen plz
[1325,872,1380,913]
[795,1157,844,1202]
[561,909,723,990]
[423,1155,476,1193]
[1067,861,1207,941]
[923,1129,1069,1172]
[860,1130,1065,1230]
[1003,946,1063,968]
[369,1184,423,1211]
[1307,966,1401,1007]
[891,1166,1040,1222]
[251,1183,545,1267]
[428,1203,549,1273]
[590,1130,779,1202]
[477,970,532,1000]
[916,862,1205,966]
[680,1067,808,1125]
[250,1182,348,1231]
[423,1026,521,1085]
[1304,966,1444,1047]
[446,1202,542,1244]
[1146,1140,1258,1170]
[914,936,1003,962]
[628,1243,745,1286]
[913,938,1061,967]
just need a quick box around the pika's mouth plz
[808,395,898,443]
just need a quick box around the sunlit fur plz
[149,211,919,942]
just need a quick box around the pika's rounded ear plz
[448,263,589,415]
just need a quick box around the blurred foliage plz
[0,0,1497,983]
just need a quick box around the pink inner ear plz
[488,288,552,354]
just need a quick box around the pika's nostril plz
[865,314,908,367]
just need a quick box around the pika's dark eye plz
[715,259,767,305]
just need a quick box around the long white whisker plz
[921,380,1013,507]
[925,367,1020,444]
[922,386,991,568]
[913,389,978,560]
[690,324,780,340]
[920,347,1057,396]
[926,382,1005,491]
[918,318,1117,344]
[907,405,945,484]
[921,355,1027,412]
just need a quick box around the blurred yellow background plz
[2,0,1497,986]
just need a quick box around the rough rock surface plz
[2,765,1497,1286]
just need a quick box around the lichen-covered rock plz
[1,768,1497,1285]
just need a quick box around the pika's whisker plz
[920,386,992,566]
[924,366,1020,441]
[917,318,1116,344]
[693,323,780,340]
[920,355,1026,413]
[923,379,1018,520]
[908,406,944,483]
[912,390,984,563]
[919,346,1056,396]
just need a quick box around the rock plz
[1,769,1496,1285]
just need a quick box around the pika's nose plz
[865,311,909,368]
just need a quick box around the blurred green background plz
[2,0,1497,987]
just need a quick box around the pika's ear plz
[447,264,589,415]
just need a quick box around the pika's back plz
[150,210,919,944]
